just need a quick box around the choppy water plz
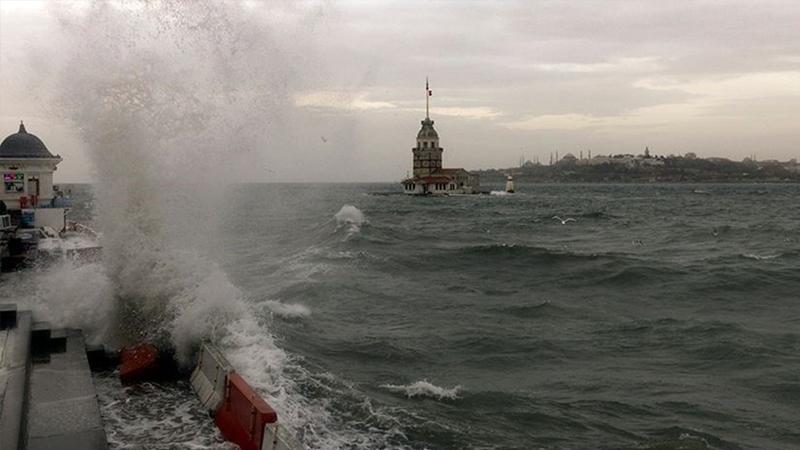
[8,182,800,449]
[214,182,799,449]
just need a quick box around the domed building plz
[401,81,480,195]
[0,122,62,210]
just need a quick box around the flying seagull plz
[552,216,576,225]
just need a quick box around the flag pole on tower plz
[426,77,432,119]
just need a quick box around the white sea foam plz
[678,432,713,449]
[490,190,510,196]
[742,253,780,260]
[334,204,367,234]
[0,260,116,346]
[94,373,233,449]
[381,380,463,400]
[263,300,312,319]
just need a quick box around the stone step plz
[0,305,107,450]
[30,321,52,354]
[0,303,17,329]
[0,309,31,450]
[25,329,108,449]
[86,344,118,372]
[49,329,68,354]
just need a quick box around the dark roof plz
[0,122,58,159]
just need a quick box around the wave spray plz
[17,1,394,448]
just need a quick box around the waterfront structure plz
[0,121,69,232]
[401,80,480,195]
[0,122,62,210]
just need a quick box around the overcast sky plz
[1,0,799,182]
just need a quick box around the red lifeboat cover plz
[119,343,159,385]
[215,373,278,450]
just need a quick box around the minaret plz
[411,78,443,177]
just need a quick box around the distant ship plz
[505,175,515,193]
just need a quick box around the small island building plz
[401,81,479,195]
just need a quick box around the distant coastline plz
[474,152,800,183]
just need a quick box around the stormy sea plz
[7,181,797,450]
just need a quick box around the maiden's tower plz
[401,80,480,195]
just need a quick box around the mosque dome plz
[0,122,57,158]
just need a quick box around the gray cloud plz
[1,0,798,182]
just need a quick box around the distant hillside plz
[475,155,800,183]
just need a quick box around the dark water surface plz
[208,183,800,449]
[52,183,800,448]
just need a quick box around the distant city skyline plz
[1,0,799,182]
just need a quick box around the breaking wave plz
[334,204,367,234]
[381,380,462,401]
[263,300,312,319]
[0,260,115,346]
[741,253,781,260]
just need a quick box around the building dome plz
[0,122,57,159]
[417,118,439,140]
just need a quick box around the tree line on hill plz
[474,153,800,183]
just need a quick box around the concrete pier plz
[0,304,107,449]
[0,305,31,450]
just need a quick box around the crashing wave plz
[380,380,462,400]
[741,253,780,260]
[26,2,398,447]
[334,204,367,234]
[0,261,115,346]
[263,300,311,319]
